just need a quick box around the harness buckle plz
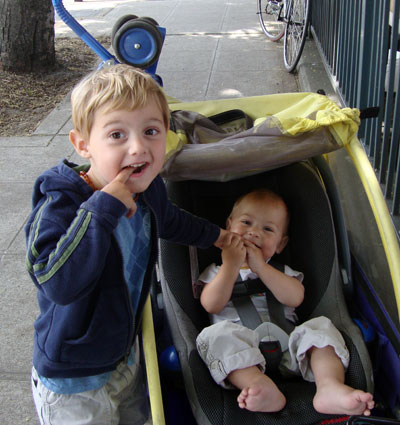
[259,340,283,376]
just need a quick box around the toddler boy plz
[26,64,229,425]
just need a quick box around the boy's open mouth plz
[126,163,147,174]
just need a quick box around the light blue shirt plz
[39,200,151,394]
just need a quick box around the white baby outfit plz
[196,263,349,389]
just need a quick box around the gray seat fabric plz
[159,161,373,425]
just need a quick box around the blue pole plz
[52,0,118,64]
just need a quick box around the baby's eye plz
[264,226,273,232]
[242,220,251,225]
[145,128,159,136]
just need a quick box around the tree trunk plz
[0,0,55,72]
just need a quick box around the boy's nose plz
[128,136,147,155]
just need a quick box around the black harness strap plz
[265,287,295,335]
[190,247,295,335]
[232,295,263,330]
[231,261,295,335]
[230,261,295,375]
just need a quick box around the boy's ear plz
[276,235,289,254]
[226,217,232,230]
[69,129,91,159]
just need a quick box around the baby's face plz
[82,99,167,193]
[227,197,288,260]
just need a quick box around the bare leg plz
[310,346,374,416]
[228,366,286,412]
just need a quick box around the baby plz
[196,188,374,415]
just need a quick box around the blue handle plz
[52,0,117,64]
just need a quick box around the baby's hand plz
[221,233,246,269]
[244,239,265,274]
[101,168,137,218]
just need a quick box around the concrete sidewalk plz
[0,0,333,423]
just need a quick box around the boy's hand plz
[214,228,230,249]
[244,239,265,274]
[101,168,137,218]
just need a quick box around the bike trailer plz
[153,92,376,425]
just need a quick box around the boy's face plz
[71,99,167,194]
[227,197,288,261]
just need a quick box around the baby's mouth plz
[244,235,261,249]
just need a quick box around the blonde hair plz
[71,64,170,139]
[230,188,290,234]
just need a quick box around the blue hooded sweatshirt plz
[25,159,219,379]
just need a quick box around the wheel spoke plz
[258,0,286,41]
[283,0,310,72]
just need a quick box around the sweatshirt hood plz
[32,159,92,207]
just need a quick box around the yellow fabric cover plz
[165,92,360,161]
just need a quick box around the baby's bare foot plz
[314,383,374,416]
[237,375,286,412]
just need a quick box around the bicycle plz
[257,0,311,73]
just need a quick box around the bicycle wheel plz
[258,0,286,41]
[283,0,310,72]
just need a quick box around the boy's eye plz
[145,128,159,136]
[242,220,251,225]
[110,131,124,140]
[264,226,273,232]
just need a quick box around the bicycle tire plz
[283,0,310,72]
[258,0,286,42]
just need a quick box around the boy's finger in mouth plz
[123,162,148,177]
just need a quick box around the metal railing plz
[311,0,400,222]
